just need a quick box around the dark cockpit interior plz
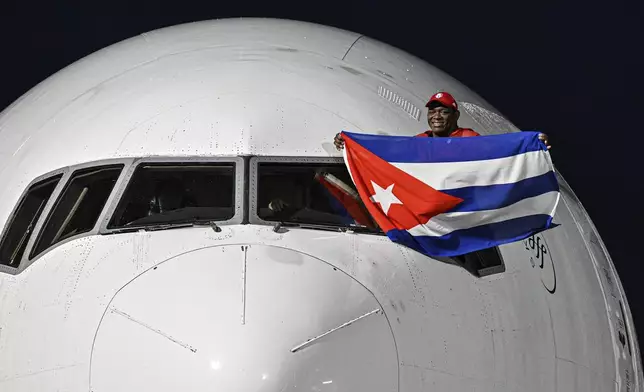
[109,163,235,228]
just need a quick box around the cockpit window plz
[108,163,235,229]
[256,162,377,229]
[31,165,123,258]
[0,175,62,267]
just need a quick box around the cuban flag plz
[314,171,376,228]
[341,131,560,257]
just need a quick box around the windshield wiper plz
[107,222,193,234]
[272,222,301,232]
[108,220,222,234]
[271,221,382,235]
[191,220,222,232]
[272,221,338,233]
[340,225,383,235]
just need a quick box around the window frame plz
[0,159,132,274]
[28,163,126,260]
[1,154,505,277]
[0,156,244,275]
[99,156,244,234]
[22,159,131,266]
[249,155,359,226]
[0,169,66,275]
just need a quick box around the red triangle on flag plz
[343,132,464,232]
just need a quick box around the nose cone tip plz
[90,245,398,391]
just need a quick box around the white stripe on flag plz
[391,150,552,190]
[407,191,560,237]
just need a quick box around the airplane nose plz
[90,245,398,391]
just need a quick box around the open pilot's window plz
[256,162,379,231]
[31,165,124,258]
[0,175,62,267]
[108,162,235,229]
[454,247,505,277]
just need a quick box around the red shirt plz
[416,128,480,138]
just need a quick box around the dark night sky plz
[1,1,642,331]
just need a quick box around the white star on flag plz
[370,181,402,215]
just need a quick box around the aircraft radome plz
[0,18,640,392]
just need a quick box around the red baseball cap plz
[426,92,458,110]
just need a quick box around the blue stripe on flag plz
[343,131,546,163]
[387,214,556,257]
[442,172,560,213]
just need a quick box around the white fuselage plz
[0,18,640,391]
